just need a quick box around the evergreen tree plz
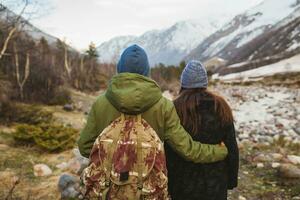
[86,42,99,58]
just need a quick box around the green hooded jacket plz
[78,73,228,163]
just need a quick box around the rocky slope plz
[186,0,300,66]
[97,19,227,66]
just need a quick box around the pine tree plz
[86,42,99,58]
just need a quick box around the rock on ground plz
[34,164,52,177]
[58,174,81,199]
[278,164,300,178]
[287,155,300,165]
[69,149,89,175]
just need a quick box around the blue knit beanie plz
[181,60,208,88]
[117,44,150,76]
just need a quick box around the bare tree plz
[13,42,30,100]
[80,55,84,73]
[63,41,72,79]
[0,0,29,60]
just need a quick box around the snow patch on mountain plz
[187,0,300,63]
[97,18,229,66]
[243,0,297,30]
[236,28,264,48]
[213,54,300,81]
[215,0,299,55]
[97,35,136,63]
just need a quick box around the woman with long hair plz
[165,60,239,200]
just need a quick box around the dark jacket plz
[165,94,239,200]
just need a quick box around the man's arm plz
[164,101,228,163]
[77,103,98,158]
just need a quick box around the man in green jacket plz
[78,44,228,163]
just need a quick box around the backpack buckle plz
[105,180,110,187]
[137,183,143,190]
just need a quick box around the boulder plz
[271,162,281,168]
[287,155,300,165]
[33,164,52,177]
[238,195,247,200]
[256,163,264,168]
[58,174,80,199]
[287,129,298,137]
[63,104,74,112]
[283,136,293,143]
[58,174,79,191]
[68,149,89,175]
[253,154,272,162]
[278,164,300,178]
[294,127,300,135]
[270,153,284,162]
[56,162,69,170]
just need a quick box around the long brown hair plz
[174,88,234,135]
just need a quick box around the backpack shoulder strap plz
[102,113,125,198]
[136,114,143,199]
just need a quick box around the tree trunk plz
[64,43,71,78]
[14,43,30,100]
[0,27,17,60]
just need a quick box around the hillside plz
[0,7,58,44]
[213,53,300,81]
[186,0,300,66]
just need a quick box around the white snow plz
[97,35,136,63]
[287,41,300,51]
[215,54,300,81]
[203,28,240,57]
[235,91,290,124]
[97,18,230,66]
[228,61,249,68]
[236,28,264,48]
[202,0,300,57]
[243,0,298,31]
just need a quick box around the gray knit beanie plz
[181,60,208,88]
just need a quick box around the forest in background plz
[0,0,189,109]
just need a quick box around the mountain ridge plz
[185,0,300,65]
[97,18,229,66]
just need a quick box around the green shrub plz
[49,87,72,105]
[34,123,77,151]
[12,124,42,143]
[3,103,77,152]
[0,103,53,125]
[12,123,78,152]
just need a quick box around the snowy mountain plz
[186,0,300,65]
[97,19,228,66]
[96,35,136,63]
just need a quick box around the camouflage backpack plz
[81,114,169,200]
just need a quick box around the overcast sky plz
[23,0,264,50]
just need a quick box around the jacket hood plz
[105,73,162,114]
